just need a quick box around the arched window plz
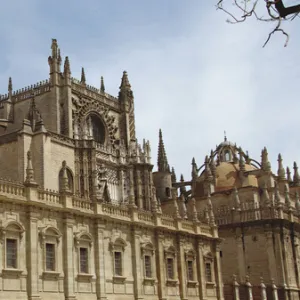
[90,114,105,144]
[224,150,231,162]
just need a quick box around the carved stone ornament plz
[72,97,118,145]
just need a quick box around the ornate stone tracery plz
[72,96,118,145]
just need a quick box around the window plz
[45,243,55,271]
[6,239,17,269]
[187,260,194,281]
[114,251,122,276]
[224,150,231,162]
[205,262,212,282]
[80,247,88,274]
[90,114,106,144]
[144,255,152,278]
[167,258,174,279]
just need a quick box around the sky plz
[0,0,299,181]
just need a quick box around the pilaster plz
[94,221,107,300]
[26,209,41,300]
[63,215,77,300]
[131,227,144,300]
[156,231,167,300]
[177,236,187,300]
[214,242,224,300]
[197,241,206,300]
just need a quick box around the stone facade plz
[0,39,222,300]
[188,136,300,300]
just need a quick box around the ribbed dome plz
[195,162,258,195]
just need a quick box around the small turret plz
[152,129,172,201]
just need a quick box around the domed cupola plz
[193,136,260,196]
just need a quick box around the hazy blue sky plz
[0,0,299,180]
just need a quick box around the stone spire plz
[204,156,213,181]
[171,167,177,183]
[261,147,271,172]
[24,151,37,186]
[277,154,286,181]
[120,71,131,90]
[51,38,58,59]
[157,129,170,172]
[191,198,199,222]
[293,162,300,186]
[81,67,86,85]
[191,157,198,179]
[57,48,62,66]
[287,167,292,182]
[100,76,105,93]
[64,56,71,75]
[8,77,12,94]
[210,150,217,177]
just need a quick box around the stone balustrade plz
[0,178,214,237]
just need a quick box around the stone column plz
[26,209,41,300]
[156,231,167,300]
[63,215,76,300]
[131,227,143,300]
[136,170,143,209]
[119,169,125,203]
[94,221,107,300]
[196,241,206,300]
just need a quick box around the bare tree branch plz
[216,0,299,47]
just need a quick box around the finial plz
[64,56,71,74]
[224,130,227,142]
[294,162,300,186]
[25,150,37,186]
[192,157,198,178]
[57,48,62,65]
[51,39,58,59]
[277,154,286,181]
[171,167,177,183]
[287,166,292,182]
[180,174,184,182]
[81,67,86,85]
[120,70,131,90]
[157,129,170,172]
[8,77,12,92]
[100,76,105,93]
[191,198,199,222]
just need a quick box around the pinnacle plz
[81,67,86,84]
[64,56,71,74]
[8,77,12,92]
[120,70,131,90]
[100,76,105,93]
[157,129,169,172]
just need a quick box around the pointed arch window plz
[89,114,106,144]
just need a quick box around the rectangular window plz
[114,251,122,276]
[167,258,174,279]
[205,262,212,282]
[80,247,88,273]
[46,243,55,271]
[144,255,152,278]
[187,260,194,281]
[6,239,17,269]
